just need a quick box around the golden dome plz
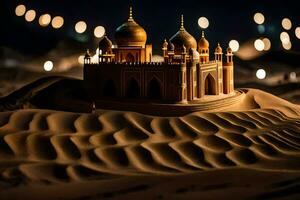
[198,31,209,49]
[115,7,147,47]
[215,43,222,53]
[170,15,197,54]
[99,36,112,53]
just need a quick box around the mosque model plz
[84,7,234,104]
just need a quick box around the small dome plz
[84,49,91,58]
[167,41,175,51]
[115,7,147,47]
[189,48,200,60]
[227,47,233,53]
[99,36,112,53]
[215,43,222,53]
[170,15,197,54]
[198,31,209,49]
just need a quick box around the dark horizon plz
[1,0,300,56]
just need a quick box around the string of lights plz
[15,4,106,38]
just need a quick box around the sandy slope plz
[0,89,300,199]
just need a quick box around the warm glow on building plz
[94,26,106,38]
[198,17,209,29]
[51,16,64,29]
[43,61,54,71]
[262,38,271,51]
[256,69,266,80]
[15,5,26,17]
[253,13,265,24]
[282,41,292,50]
[229,40,239,52]
[295,27,300,39]
[254,39,264,51]
[280,32,290,44]
[75,21,87,33]
[39,14,51,27]
[282,18,292,30]
[25,10,36,22]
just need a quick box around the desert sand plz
[0,87,300,199]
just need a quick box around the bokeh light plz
[254,39,264,51]
[51,16,64,29]
[280,32,290,44]
[198,17,209,29]
[262,38,271,51]
[290,72,297,81]
[282,41,292,50]
[282,18,292,30]
[257,25,265,34]
[43,61,54,71]
[15,5,26,17]
[78,55,85,64]
[75,21,87,33]
[256,69,266,80]
[25,10,36,22]
[295,27,300,39]
[94,26,106,38]
[39,14,51,27]
[229,40,239,52]
[253,13,265,24]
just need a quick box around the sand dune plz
[0,89,300,199]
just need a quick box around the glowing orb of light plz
[43,61,54,71]
[78,55,85,64]
[280,32,290,44]
[39,14,51,27]
[51,16,64,29]
[198,17,209,29]
[229,40,239,52]
[295,27,300,39]
[94,26,106,38]
[282,18,292,30]
[253,12,265,24]
[262,38,271,51]
[25,10,36,22]
[256,69,266,80]
[290,72,297,80]
[75,21,87,34]
[282,41,292,50]
[15,5,26,17]
[257,25,265,34]
[254,39,265,51]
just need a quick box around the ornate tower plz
[223,47,234,94]
[84,49,91,65]
[198,31,209,63]
[214,43,223,62]
[162,39,168,62]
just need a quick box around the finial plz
[129,6,133,21]
[202,31,205,38]
[180,14,184,30]
[164,38,167,42]
[85,49,90,56]
[217,42,220,46]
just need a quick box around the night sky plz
[1,0,300,55]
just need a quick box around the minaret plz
[198,31,210,63]
[214,43,223,62]
[84,49,91,65]
[162,39,168,62]
[223,47,234,94]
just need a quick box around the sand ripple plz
[0,106,300,184]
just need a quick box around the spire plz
[128,6,133,21]
[202,31,205,38]
[180,14,185,31]
[85,49,90,57]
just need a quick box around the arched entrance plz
[103,79,116,97]
[148,77,162,100]
[126,53,135,63]
[205,73,216,95]
[126,78,140,98]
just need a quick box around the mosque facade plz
[84,7,234,103]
